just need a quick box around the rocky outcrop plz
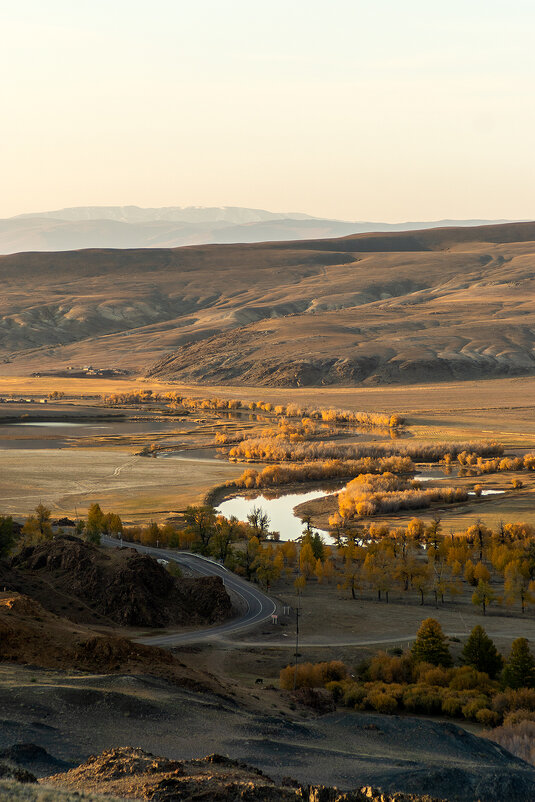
[10,536,232,627]
[44,747,444,802]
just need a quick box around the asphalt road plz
[101,536,277,646]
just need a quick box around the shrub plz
[441,694,464,717]
[368,690,398,714]
[487,720,535,765]
[476,708,501,727]
[449,666,493,692]
[493,688,535,715]
[420,667,452,687]
[503,709,535,727]
[343,685,367,709]
[462,696,490,720]
[402,685,444,715]
[368,651,414,684]
[279,660,348,690]
[326,681,345,703]
[355,658,372,681]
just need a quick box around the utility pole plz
[293,540,302,691]
[293,589,300,691]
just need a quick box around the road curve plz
[101,536,277,646]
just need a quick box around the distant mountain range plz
[0,205,514,254]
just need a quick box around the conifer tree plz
[461,625,503,678]
[411,618,453,667]
[502,638,535,689]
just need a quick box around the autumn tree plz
[504,559,532,613]
[212,515,239,563]
[86,503,105,544]
[472,579,496,616]
[22,503,53,543]
[425,515,442,553]
[411,618,452,667]
[184,506,216,554]
[239,535,260,581]
[339,542,365,599]
[364,546,396,602]
[461,625,503,679]
[247,506,270,541]
[467,519,492,562]
[253,545,282,590]
[104,512,123,536]
[299,542,316,578]
[411,563,432,605]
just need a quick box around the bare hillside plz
[2,221,535,385]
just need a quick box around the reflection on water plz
[216,464,506,542]
[216,486,344,541]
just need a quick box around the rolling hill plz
[1,221,535,386]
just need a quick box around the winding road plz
[101,536,277,646]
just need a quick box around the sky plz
[1,0,534,221]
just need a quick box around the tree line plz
[281,619,535,730]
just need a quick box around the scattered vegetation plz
[281,621,535,729]
[227,438,502,464]
[231,456,415,489]
[337,473,468,518]
[102,390,405,430]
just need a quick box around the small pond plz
[215,466,505,542]
[216,486,340,541]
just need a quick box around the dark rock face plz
[0,743,73,777]
[10,537,232,627]
[0,761,36,784]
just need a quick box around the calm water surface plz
[216,486,340,541]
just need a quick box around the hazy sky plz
[1,0,534,221]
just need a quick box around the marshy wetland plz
[0,374,534,534]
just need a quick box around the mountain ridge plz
[2,220,535,386]
[0,204,515,254]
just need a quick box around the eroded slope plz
[2,222,535,384]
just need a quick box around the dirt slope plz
[0,591,226,694]
[8,536,231,627]
[2,221,535,385]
